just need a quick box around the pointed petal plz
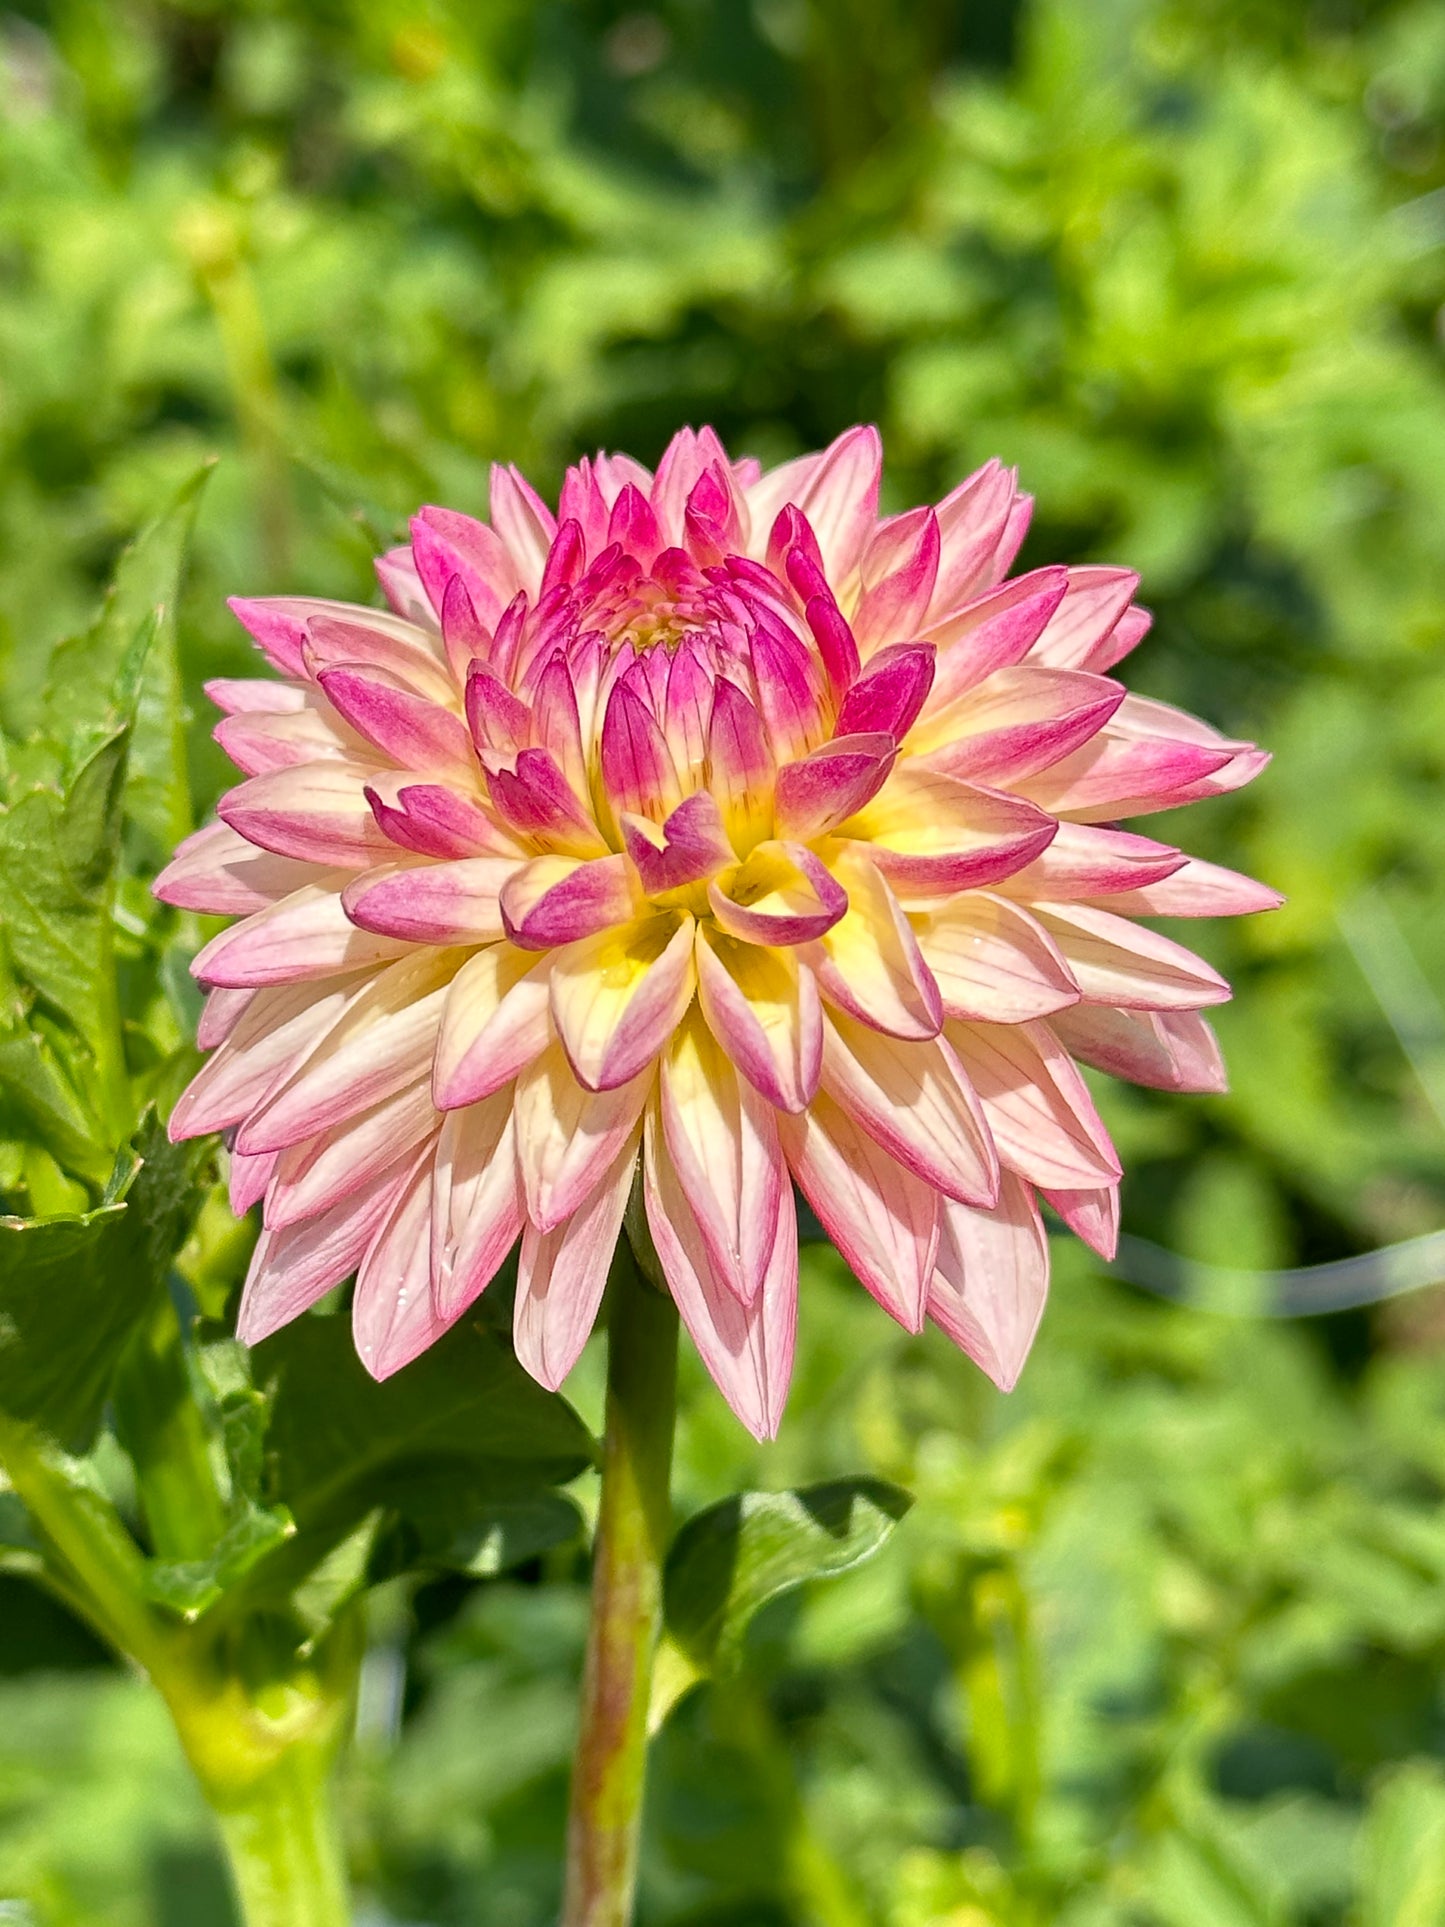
[915,892,1080,1023]
[778,1092,938,1331]
[514,1136,638,1390]
[236,1159,415,1346]
[928,1173,1048,1390]
[695,926,822,1113]
[550,914,697,1091]
[433,943,553,1107]
[500,852,641,949]
[1027,566,1139,670]
[353,1154,455,1380]
[747,426,882,581]
[514,1042,652,1232]
[317,665,476,778]
[266,1077,437,1228]
[1030,902,1231,1011]
[659,1008,786,1306]
[169,979,351,1139]
[834,642,936,741]
[996,823,1187,902]
[947,1020,1121,1189]
[1042,1182,1120,1260]
[218,762,394,867]
[342,857,512,944]
[1049,1005,1228,1094]
[822,1014,998,1206]
[431,1095,525,1319]
[489,463,557,591]
[645,1105,796,1440]
[808,853,942,1039]
[773,734,896,840]
[154,821,317,915]
[1087,857,1283,919]
[922,567,1070,709]
[191,884,411,988]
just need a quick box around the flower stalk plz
[562,1239,679,1927]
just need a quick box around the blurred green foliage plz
[0,0,1443,1920]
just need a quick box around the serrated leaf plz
[0,1113,211,1450]
[0,1021,111,1188]
[664,1478,913,1673]
[143,1501,295,1619]
[0,726,131,1090]
[45,463,211,847]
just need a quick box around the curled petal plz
[489,463,557,590]
[708,841,848,947]
[214,703,358,776]
[927,460,1020,616]
[301,613,454,704]
[928,1173,1049,1391]
[410,505,519,626]
[706,678,775,849]
[501,853,641,950]
[466,664,530,753]
[433,942,553,1108]
[366,781,516,860]
[229,596,440,679]
[488,746,607,857]
[747,425,882,583]
[343,857,512,945]
[773,734,896,840]
[834,642,936,741]
[915,892,1080,1023]
[779,1092,938,1332]
[852,507,941,653]
[695,926,822,1113]
[621,791,733,897]
[550,913,697,1091]
[601,681,684,824]
[645,1102,796,1440]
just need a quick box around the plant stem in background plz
[562,1246,679,1927]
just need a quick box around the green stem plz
[213,1743,353,1927]
[561,1247,679,1927]
[0,1414,174,1679]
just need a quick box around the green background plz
[2,0,1445,1919]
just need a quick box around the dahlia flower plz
[158,427,1276,1438]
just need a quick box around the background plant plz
[0,0,1443,1922]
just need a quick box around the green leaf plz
[1358,1763,1445,1927]
[213,1311,594,1624]
[369,1480,583,1583]
[664,1478,914,1673]
[0,725,131,1092]
[0,1019,112,1189]
[0,1113,212,1450]
[44,463,212,848]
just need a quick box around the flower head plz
[159,426,1278,1437]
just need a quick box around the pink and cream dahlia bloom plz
[159,427,1278,1438]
